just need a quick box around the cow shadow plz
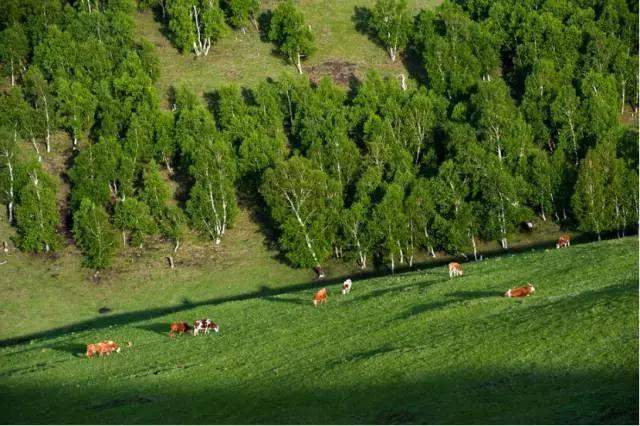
[137,323,172,337]
[49,342,87,358]
[263,295,308,306]
[445,290,504,300]
[396,290,503,321]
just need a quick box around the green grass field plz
[134,0,440,101]
[0,237,637,424]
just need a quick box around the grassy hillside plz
[135,0,440,100]
[0,237,637,424]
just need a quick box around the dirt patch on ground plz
[308,60,358,86]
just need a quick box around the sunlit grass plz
[0,237,637,423]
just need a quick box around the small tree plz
[23,67,54,154]
[167,0,226,56]
[370,0,411,62]
[73,198,119,269]
[186,136,238,245]
[114,198,157,247]
[371,181,408,272]
[0,127,18,223]
[268,1,315,74]
[222,0,260,33]
[55,78,97,148]
[15,166,60,253]
[0,24,29,86]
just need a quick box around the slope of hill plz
[0,237,637,424]
[134,0,440,99]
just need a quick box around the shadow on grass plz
[136,323,172,337]
[0,368,636,424]
[49,342,87,357]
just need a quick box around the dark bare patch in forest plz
[308,60,357,85]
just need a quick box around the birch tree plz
[167,0,226,56]
[222,0,260,33]
[15,165,60,253]
[260,156,336,269]
[371,181,408,272]
[0,24,29,86]
[572,142,612,240]
[55,78,97,148]
[0,127,18,223]
[113,197,157,247]
[186,135,238,245]
[73,198,119,269]
[369,0,411,62]
[24,67,54,154]
[268,1,315,74]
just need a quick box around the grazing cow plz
[556,234,571,249]
[520,221,534,232]
[169,321,191,338]
[342,279,352,295]
[313,288,328,306]
[193,319,220,336]
[504,283,536,298]
[448,262,463,278]
[86,340,121,358]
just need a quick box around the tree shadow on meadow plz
[0,367,636,424]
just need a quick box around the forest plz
[0,0,637,273]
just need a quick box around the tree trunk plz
[295,51,303,74]
[250,14,259,31]
[10,59,14,87]
[31,137,42,163]
[43,95,51,153]
[5,156,14,223]
[621,83,626,115]
[160,0,166,19]
[471,234,477,261]
[174,240,180,253]
[388,46,396,62]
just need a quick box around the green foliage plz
[186,135,238,245]
[0,23,29,85]
[369,0,411,62]
[261,156,338,268]
[268,1,315,73]
[72,198,119,269]
[222,0,260,31]
[167,0,226,56]
[14,165,60,253]
[54,78,97,147]
[113,197,157,247]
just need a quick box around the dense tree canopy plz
[0,0,637,272]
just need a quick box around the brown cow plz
[313,288,328,307]
[504,283,536,298]
[169,321,191,338]
[86,340,121,358]
[448,262,463,278]
[556,234,571,249]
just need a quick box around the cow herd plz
[85,234,571,358]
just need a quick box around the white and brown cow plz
[556,234,571,249]
[342,279,352,295]
[448,262,463,278]
[193,319,220,336]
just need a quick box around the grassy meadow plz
[134,0,441,100]
[0,237,637,424]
